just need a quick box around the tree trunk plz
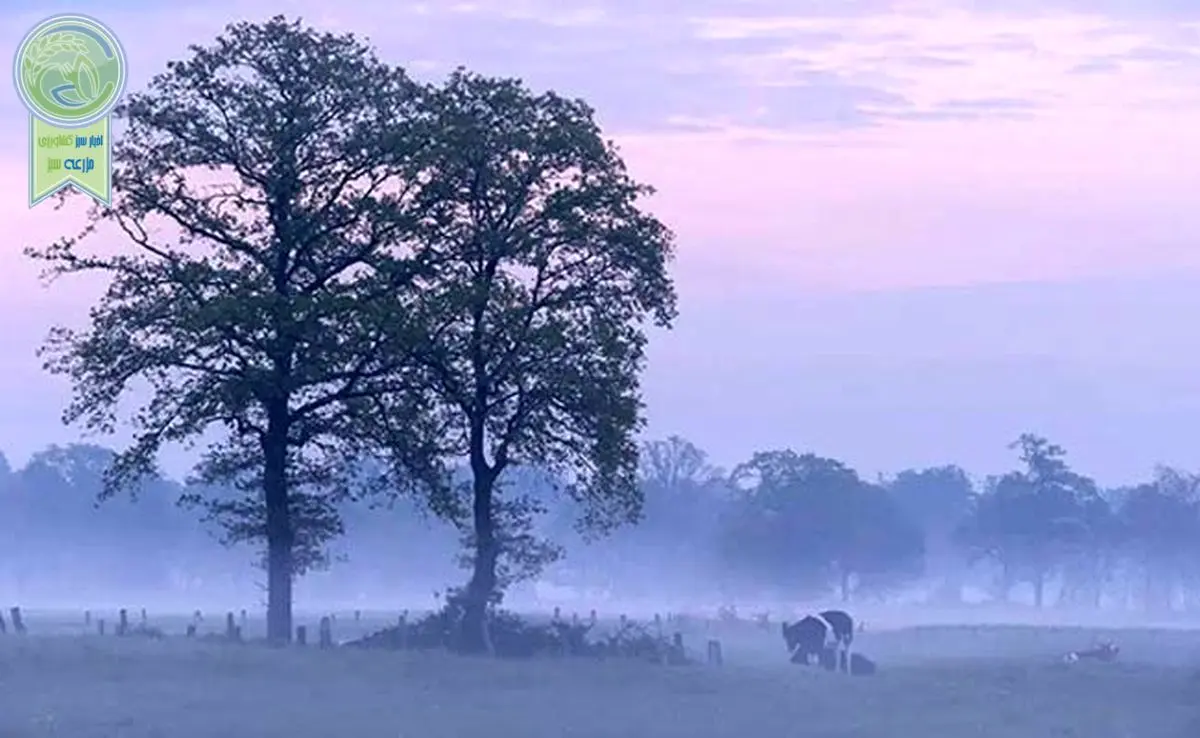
[460,460,500,654]
[263,402,294,646]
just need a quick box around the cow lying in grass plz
[782,610,856,673]
[1063,640,1118,663]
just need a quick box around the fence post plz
[319,616,333,649]
[667,632,684,664]
[707,639,723,666]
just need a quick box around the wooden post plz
[706,639,723,666]
[671,632,684,663]
[589,609,597,626]
[354,609,361,622]
[553,606,561,622]
[11,607,26,635]
[318,616,333,649]
[240,609,247,625]
[84,610,91,626]
[296,625,307,645]
[140,608,147,624]
[225,612,237,640]
[98,619,105,636]
[117,609,128,637]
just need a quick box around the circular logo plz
[13,14,126,128]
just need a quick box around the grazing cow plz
[782,609,855,672]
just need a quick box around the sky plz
[2,0,1200,486]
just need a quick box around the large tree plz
[27,17,442,644]
[387,70,677,652]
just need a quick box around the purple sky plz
[3,0,1200,485]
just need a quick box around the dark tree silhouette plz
[721,450,924,600]
[26,17,445,644]
[379,70,677,652]
[1116,467,1200,611]
[957,434,1098,606]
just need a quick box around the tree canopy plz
[379,69,677,651]
[28,17,446,643]
[29,17,675,651]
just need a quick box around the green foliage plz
[455,490,564,591]
[26,16,448,641]
[364,68,676,639]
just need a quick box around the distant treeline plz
[0,444,461,601]
[4,434,1199,612]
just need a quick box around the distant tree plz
[836,482,926,600]
[561,437,732,598]
[1116,466,1200,611]
[957,434,1098,606]
[635,436,727,543]
[640,436,720,490]
[372,70,676,652]
[721,450,924,601]
[1055,489,1117,609]
[888,465,975,539]
[1,444,202,594]
[886,465,975,601]
[27,17,445,644]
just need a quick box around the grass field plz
[2,611,1199,738]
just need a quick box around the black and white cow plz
[781,609,855,672]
